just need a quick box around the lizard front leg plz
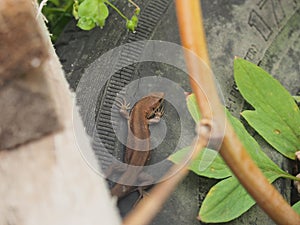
[115,97,130,120]
[115,96,135,164]
[148,104,164,124]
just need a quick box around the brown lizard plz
[110,92,165,199]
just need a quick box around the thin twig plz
[105,0,128,21]
[128,0,140,12]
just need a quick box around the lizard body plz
[111,92,164,199]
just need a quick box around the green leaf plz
[199,177,255,223]
[38,0,74,41]
[234,58,300,159]
[126,14,139,32]
[170,94,230,178]
[171,92,298,222]
[126,20,136,32]
[226,110,282,174]
[131,15,138,23]
[200,167,286,223]
[294,96,300,104]
[199,110,292,223]
[96,18,105,28]
[292,201,300,214]
[78,0,99,17]
[186,93,201,123]
[94,2,108,26]
[78,0,109,29]
[48,0,60,6]
[73,0,79,19]
[77,17,95,30]
[169,147,232,179]
[135,8,140,15]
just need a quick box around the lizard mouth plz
[148,99,164,119]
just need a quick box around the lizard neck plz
[128,105,150,139]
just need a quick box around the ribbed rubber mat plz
[92,0,171,171]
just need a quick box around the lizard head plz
[142,92,165,119]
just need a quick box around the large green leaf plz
[172,94,292,180]
[170,94,231,179]
[292,201,300,214]
[170,93,297,222]
[234,58,300,159]
[186,93,201,123]
[199,177,255,223]
[227,109,287,176]
[198,110,294,223]
[169,146,232,179]
[199,169,284,223]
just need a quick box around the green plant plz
[169,58,300,223]
[73,0,140,32]
[39,0,140,42]
[38,0,74,42]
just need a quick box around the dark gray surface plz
[55,0,300,224]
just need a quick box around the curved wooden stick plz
[176,0,300,224]
[123,1,300,225]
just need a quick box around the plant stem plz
[105,0,128,21]
[281,173,300,182]
[128,0,140,11]
[43,7,68,13]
